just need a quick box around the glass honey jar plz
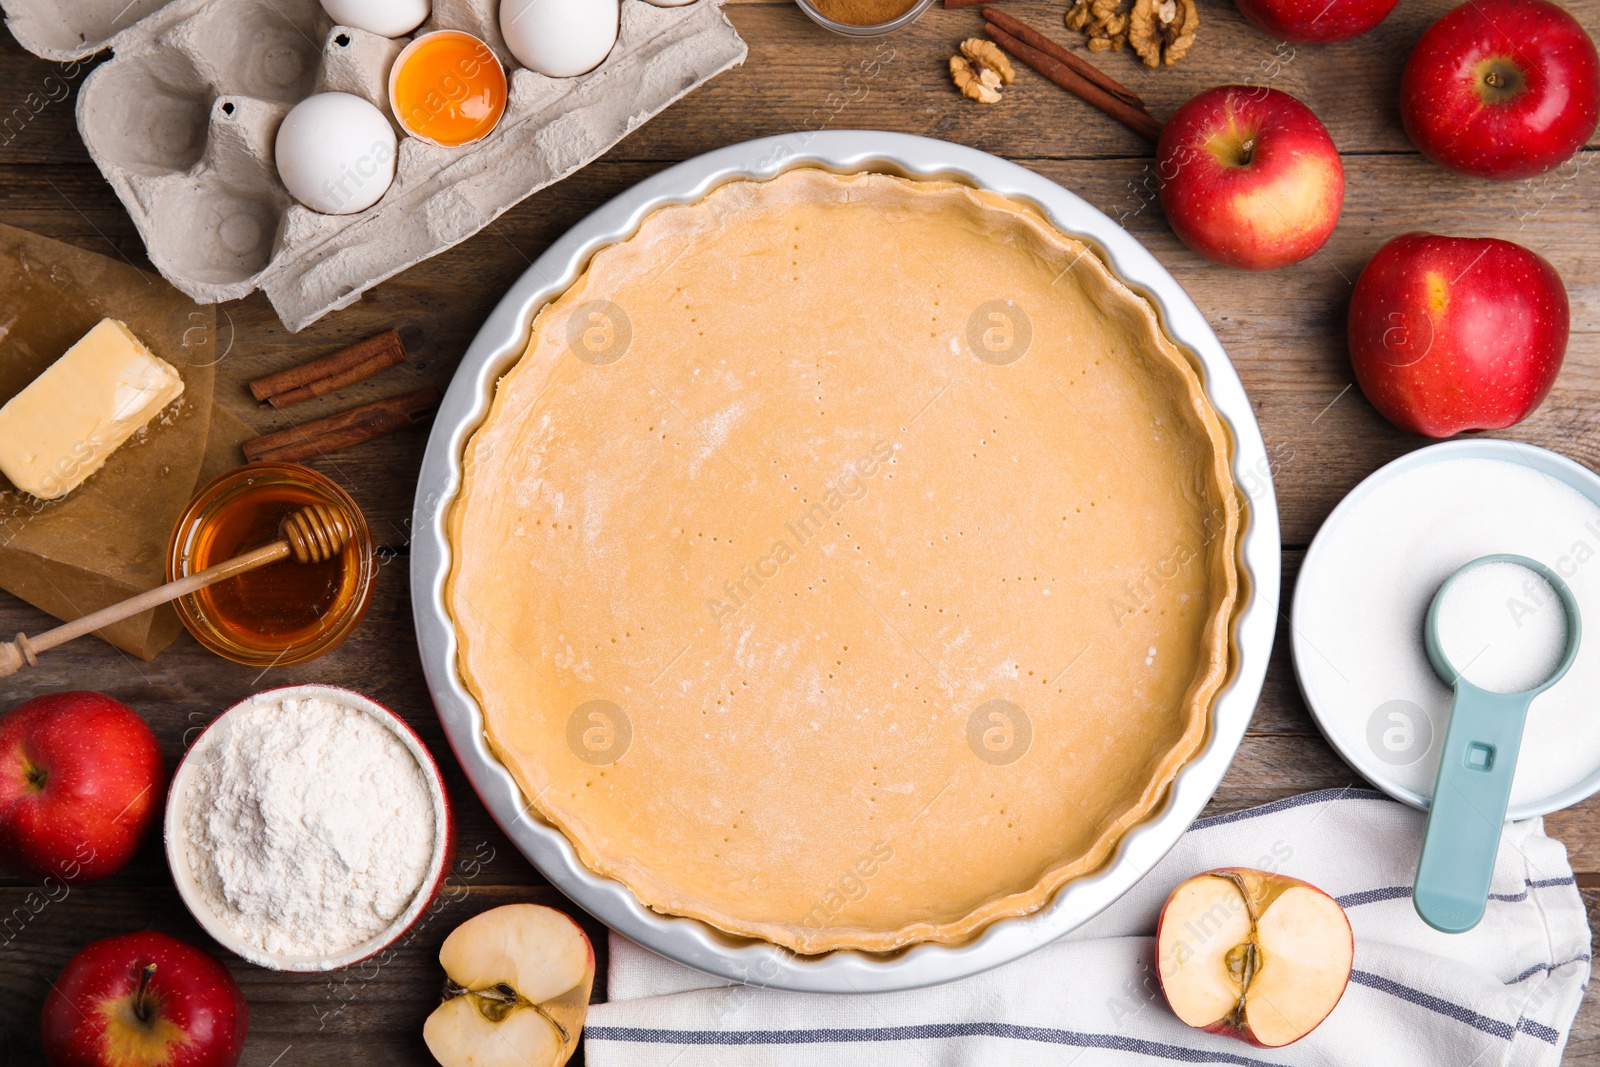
[166,463,375,666]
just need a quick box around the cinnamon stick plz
[243,388,441,464]
[248,326,416,408]
[985,25,1163,142]
[944,0,998,8]
[982,8,1148,113]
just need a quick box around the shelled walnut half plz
[950,38,1015,104]
[1130,0,1198,66]
[1065,0,1130,52]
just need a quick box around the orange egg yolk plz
[393,32,507,148]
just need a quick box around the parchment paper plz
[0,224,241,658]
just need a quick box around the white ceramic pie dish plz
[410,131,1280,992]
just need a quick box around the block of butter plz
[0,318,185,500]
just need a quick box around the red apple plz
[1349,232,1569,436]
[1234,0,1400,44]
[1402,0,1600,180]
[424,904,596,1067]
[42,931,247,1067]
[1158,869,1353,1048]
[1156,86,1344,270]
[0,692,163,883]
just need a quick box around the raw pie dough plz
[447,169,1240,954]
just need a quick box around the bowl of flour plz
[165,684,454,971]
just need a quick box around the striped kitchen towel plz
[585,789,1591,1066]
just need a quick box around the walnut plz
[1066,0,1130,53]
[949,38,1015,104]
[1129,0,1199,66]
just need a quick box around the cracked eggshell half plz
[501,0,620,78]
[275,92,398,216]
[320,0,432,38]
[389,30,508,148]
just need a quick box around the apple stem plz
[1485,70,1506,89]
[23,762,46,791]
[133,963,156,1024]
[1238,138,1255,165]
[532,1003,571,1045]
[1212,871,1259,924]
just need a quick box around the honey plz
[168,464,374,666]
[389,31,507,148]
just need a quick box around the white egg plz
[275,93,398,216]
[501,0,620,78]
[320,0,431,38]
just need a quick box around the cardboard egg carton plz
[1,0,745,331]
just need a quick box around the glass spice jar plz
[793,0,935,36]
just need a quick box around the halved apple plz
[1157,868,1353,1048]
[423,904,596,1067]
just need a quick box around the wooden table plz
[1,0,1597,1062]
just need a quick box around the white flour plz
[183,696,436,959]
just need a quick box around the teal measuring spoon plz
[1414,554,1582,933]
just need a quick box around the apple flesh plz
[1156,85,1344,270]
[424,904,596,1067]
[1349,232,1569,437]
[0,692,164,883]
[1158,868,1353,1048]
[1233,0,1400,44]
[1402,0,1600,180]
[41,931,247,1067]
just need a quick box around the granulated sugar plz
[183,695,436,960]
[1436,560,1569,694]
[1296,455,1600,808]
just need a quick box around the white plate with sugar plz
[1293,439,1600,819]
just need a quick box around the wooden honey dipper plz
[0,504,354,678]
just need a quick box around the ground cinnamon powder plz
[811,0,919,25]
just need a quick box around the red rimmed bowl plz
[164,684,455,972]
